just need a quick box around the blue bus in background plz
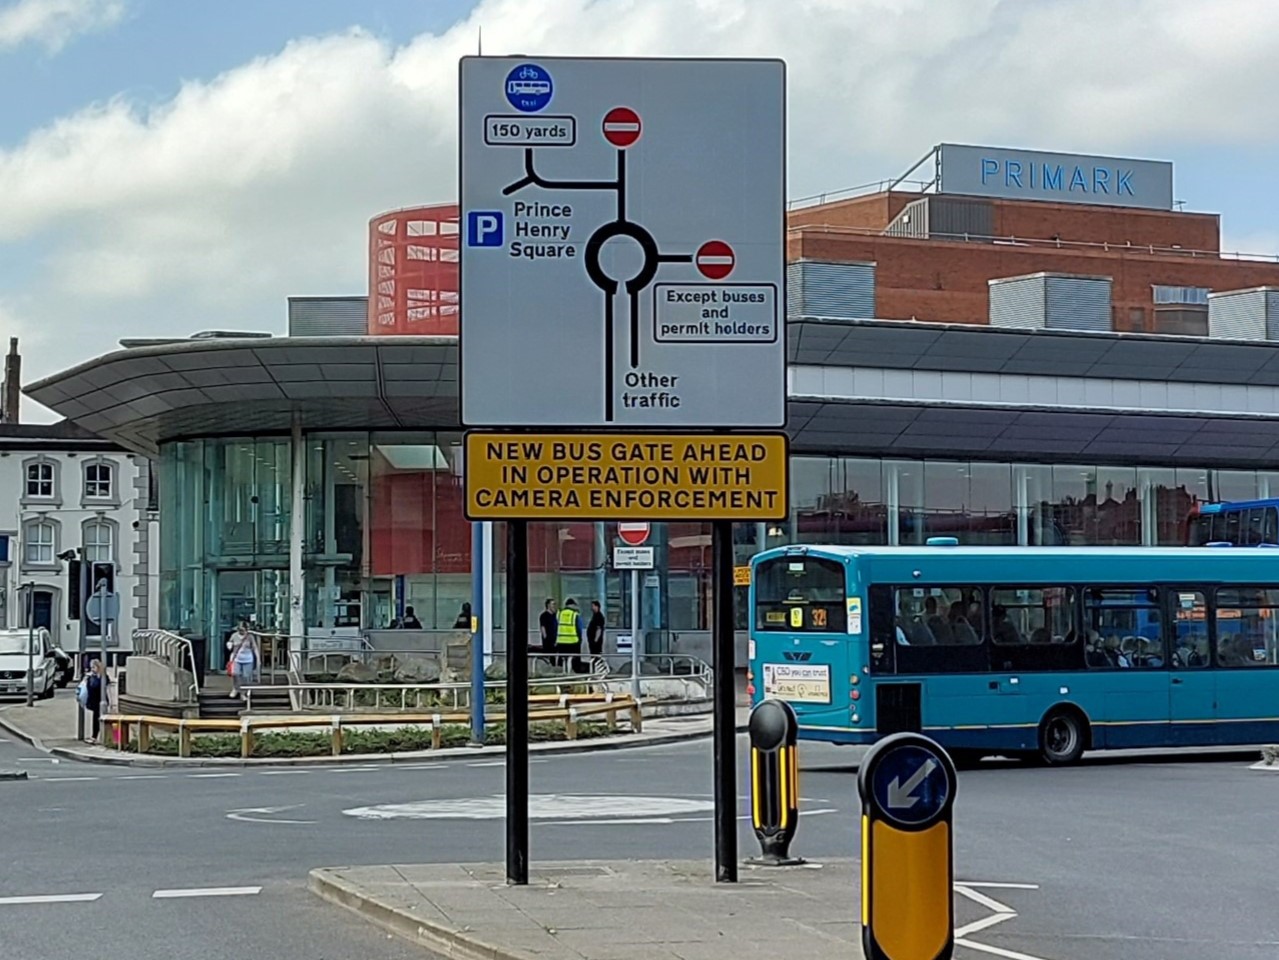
[1187,498,1279,546]
[747,542,1279,765]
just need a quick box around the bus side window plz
[1171,590,1209,668]
[1223,510,1242,546]
[1267,508,1278,546]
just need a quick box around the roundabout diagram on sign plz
[460,57,786,429]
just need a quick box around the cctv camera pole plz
[25,582,34,708]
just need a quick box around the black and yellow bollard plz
[857,732,958,960]
[747,697,803,865]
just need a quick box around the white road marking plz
[258,769,310,776]
[153,886,262,899]
[956,937,1052,960]
[42,776,98,782]
[187,773,240,779]
[343,794,716,821]
[955,913,1016,939]
[16,757,56,763]
[391,763,446,770]
[954,884,1015,914]
[119,774,166,781]
[957,882,1040,890]
[0,893,103,905]
[227,805,315,825]
[466,761,505,767]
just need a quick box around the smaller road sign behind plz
[618,522,650,546]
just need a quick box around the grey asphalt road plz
[2,730,1277,960]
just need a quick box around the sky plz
[4,0,1279,422]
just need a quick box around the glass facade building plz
[158,430,1279,665]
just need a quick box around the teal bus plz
[747,542,1279,765]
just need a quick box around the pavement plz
[0,687,750,767]
[312,858,868,960]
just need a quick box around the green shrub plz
[123,720,611,759]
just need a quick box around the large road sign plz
[462,431,788,521]
[459,56,785,429]
[857,733,958,960]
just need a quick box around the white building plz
[1,341,156,657]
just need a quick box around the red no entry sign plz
[602,107,642,148]
[618,522,650,546]
[696,240,735,280]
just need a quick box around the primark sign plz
[936,143,1173,211]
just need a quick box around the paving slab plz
[310,858,865,960]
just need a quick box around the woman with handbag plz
[226,621,260,699]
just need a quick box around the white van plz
[0,628,58,700]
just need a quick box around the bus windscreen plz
[754,555,847,632]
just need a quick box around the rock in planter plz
[393,658,442,684]
[335,662,378,684]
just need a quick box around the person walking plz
[586,600,606,657]
[226,621,260,699]
[556,598,584,671]
[539,598,558,662]
[80,659,105,744]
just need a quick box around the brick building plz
[786,144,1279,335]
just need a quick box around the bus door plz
[752,552,852,731]
[1167,589,1215,745]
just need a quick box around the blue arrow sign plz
[870,742,951,827]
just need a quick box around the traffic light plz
[84,562,116,637]
[67,558,82,621]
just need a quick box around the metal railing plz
[244,667,608,714]
[787,179,934,211]
[786,221,1279,263]
[131,629,200,701]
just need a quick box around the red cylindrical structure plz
[367,204,459,335]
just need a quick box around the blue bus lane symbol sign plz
[870,742,951,828]
[505,63,553,112]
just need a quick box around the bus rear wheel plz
[1039,709,1087,765]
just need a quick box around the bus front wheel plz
[1038,709,1087,766]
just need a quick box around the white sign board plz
[460,57,786,428]
[613,546,655,570]
[616,633,633,653]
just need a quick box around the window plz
[1214,588,1279,667]
[0,534,9,563]
[24,521,55,565]
[1171,591,1210,668]
[991,587,1076,645]
[85,462,113,499]
[83,520,113,563]
[1084,587,1164,669]
[26,461,54,498]
[893,586,982,646]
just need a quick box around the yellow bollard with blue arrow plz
[857,732,958,960]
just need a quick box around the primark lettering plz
[980,157,1136,197]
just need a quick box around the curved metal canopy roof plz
[26,321,1279,467]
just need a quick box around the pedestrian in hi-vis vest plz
[556,598,584,671]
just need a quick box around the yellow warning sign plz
[464,432,788,521]
[734,565,751,587]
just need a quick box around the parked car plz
[0,628,58,700]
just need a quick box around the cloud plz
[0,0,126,52]
[5,0,1279,412]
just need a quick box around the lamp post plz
[25,580,35,708]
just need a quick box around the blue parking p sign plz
[467,211,504,247]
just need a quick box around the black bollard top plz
[748,697,797,752]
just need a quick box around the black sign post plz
[857,732,958,960]
[505,520,529,886]
[747,697,802,865]
[711,519,737,883]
